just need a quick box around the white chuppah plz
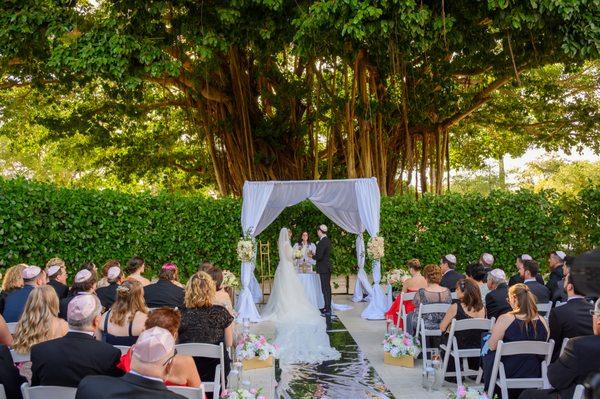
[235,177,387,321]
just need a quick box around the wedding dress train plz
[261,228,340,364]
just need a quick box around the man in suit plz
[485,268,512,320]
[96,266,124,309]
[314,224,332,316]
[46,258,69,299]
[509,254,544,286]
[76,327,185,399]
[144,263,184,308]
[0,345,27,399]
[440,254,463,292]
[2,265,46,322]
[59,269,97,320]
[31,294,123,387]
[519,298,600,399]
[546,250,566,302]
[548,273,593,361]
[519,260,551,304]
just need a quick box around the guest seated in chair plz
[385,259,426,328]
[0,263,26,315]
[482,284,550,399]
[485,269,512,321]
[97,260,121,289]
[509,254,544,286]
[408,264,452,335]
[59,269,97,320]
[466,263,490,301]
[117,308,201,388]
[3,265,47,323]
[96,265,124,310]
[519,260,551,305]
[440,255,464,292]
[31,294,123,387]
[519,298,600,399]
[0,345,26,399]
[98,279,148,346]
[125,256,151,287]
[144,263,184,309]
[46,258,69,300]
[76,327,185,399]
[206,266,234,316]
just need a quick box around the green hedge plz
[0,178,597,280]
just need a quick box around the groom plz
[314,224,332,316]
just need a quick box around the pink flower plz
[402,338,411,346]
[220,389,229,397]
[457,386,467,398]
[250,388,257,394]
[257,396,267,399]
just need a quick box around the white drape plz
[355,179,387,320]
[352,234,372,302]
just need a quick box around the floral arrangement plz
[237,233,255,262]
[448,386,490,399]
[293,249,303,259]
[222,270,240,288]
[382,332,420,358]
[383,269,410,290]
[367,236,385,260]
[236,334,279,361]
[221,388,267,399]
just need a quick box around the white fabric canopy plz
[236,178,387,321]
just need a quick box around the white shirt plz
[567,295,585,301]
[129,370,165,383]
[68,329,95,337]
[524,278,537,283]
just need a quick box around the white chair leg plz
[498,363,509,399]
[453,350,463,385]
[475,367,483,384]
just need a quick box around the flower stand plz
[384,352,414,368]
[242,356,274,370]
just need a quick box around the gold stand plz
[258,241,272,303]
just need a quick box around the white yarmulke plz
[107,266,121,280]
[555,251,566,260]
[319,224,328,233]
[444,254,457,264]
[47,265,61,277]
[482,253,494,265]
[521,254,533,261]
[489,268,506,281]
[133,327,175,363]
[74,269,92,283]
[22,266,42,280]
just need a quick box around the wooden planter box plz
[242,356,274,370]
[384,352,414,368]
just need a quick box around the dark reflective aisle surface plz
[274,318,395,399]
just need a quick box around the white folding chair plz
[416,303,451,369]
[6,323,17,335]
[395,291,416,329]
[537,302,552,316]
[10,350,30,363]
[168,385,206,399]
[114,345,130,355]
[440,318,495,386]
[572,384,585,399]
[554,301,567,308]
[20,383,77,399]
[451,292,458,300]
[486,339,555,399]
[560,338,569,356]
[0,384,6,399]
[175,343,224,397]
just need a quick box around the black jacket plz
[143,280,184,309]
[96,282,119,310]
[548,297,594,361]
[548,335,600,399]
[524,280,551,304]
[48,280,69,300]
[546,267,564,301]
[485,283,512,320]
[508,273,544,286]
[0,345,26,399]
[440,269,464,292]
[314,236,332,274]
[31,331,123,387]
[76,373,186,399]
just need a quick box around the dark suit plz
[49,279,69,299]
[31,331,123,387]
[314,235,332,313]
[59,295,75,320]
[485,283,512,320]
[524,280,551,304]
[144,279,184,309]
[96,282,119,310]
[440,269,464,292]
[519,335,600,399]
[76,373,186,399]
[548,297,593,361]
[509,273,544,286]
[2,285,34,322]
[546,267,564,303]
[0,345,27,399]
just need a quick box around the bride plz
[261,227,340,364]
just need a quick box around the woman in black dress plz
[178,271,234,388]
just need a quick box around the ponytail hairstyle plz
[185,271,216,308]
[508,283,540,336]
[109,279,148,326]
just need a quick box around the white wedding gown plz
[261,228,341,364]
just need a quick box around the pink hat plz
[67,294,98,322]
[133,327,175,363]
[482,253,494,265]
[162,263,177,271]
[47,265,61,277]
[22,266,42,280]
[107,266,121,280]
[74,269,92,283]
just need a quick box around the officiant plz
[292,231,317,272]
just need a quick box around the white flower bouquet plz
[221,388,267,399]
[293,249,303,259]
[383,269,410,290]
[367,236,385,260]
[382,332,420,358]
[448,386,490,399]
[237,234,255,262]
[222,269,239,288]
[236,334,280,361]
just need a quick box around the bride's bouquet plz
[222,270,239,288]
[237,232,255,262]
[221,388,267,399]
[448,386,490,399]
[293,249,303,259]
[367,236,385,260]
[236,334,280,361]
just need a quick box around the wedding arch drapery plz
[236,178,388,321]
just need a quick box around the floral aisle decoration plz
[222,270,240,289]
[236,334,279,370]
[382,269,410,291]
[237,232,255,263]
[448,386,490,399]
[382,332,420,367]
[221,387,267,399]
[367,236,385,260]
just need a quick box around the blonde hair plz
[12,286,60,354]
[45,257,65,269]
[508,283,541,336]
[2,264,27,292]
[185,271,216,308]
[109,279,148,326]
